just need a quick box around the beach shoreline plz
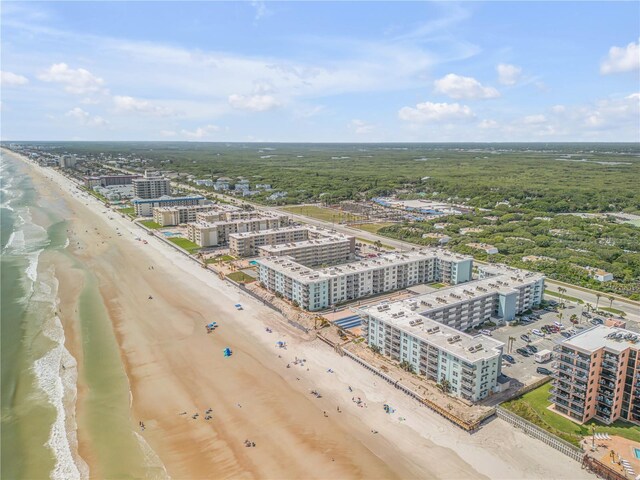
[5,147,593,479]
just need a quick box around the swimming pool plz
[162,232,180,237]
[634,447,640,460]
[249,260,258,266]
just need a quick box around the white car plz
[480,329,492,336]
[532,329,545,337]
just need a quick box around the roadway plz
[102,167,640,326]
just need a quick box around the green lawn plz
[600,306,625,316]
[544,289,584,304]
[356,237,396,250]
[226,271,256,283]
[140,220,163,229]
[502,383,640,446]
[352,222,396,234]
[167,237,200,254]
[282,205,363,223]
[430,282,447,289]
[119,206,134,214]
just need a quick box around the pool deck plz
[586,435,640,477]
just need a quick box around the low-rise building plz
[152,204,221,226]
[422,233,451,244]
[187,212,290,247]
[257,233,355,267]
[591,269,614,282]
[550,326,639,425]
[466,242,498,254]
[360,301,504,402]
[94,184,134,201]
[229,226,312,257]
[257,250,473,311]
[214,177,231,191]
[132,195,205,217]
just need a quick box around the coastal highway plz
[104,167,640,326]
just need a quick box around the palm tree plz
[570,314,578,325]
[585,303,593,313]
[595,293,602,311]
[608,295,615,310]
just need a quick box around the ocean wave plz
[133,432,171,480]
[32,273,89,480]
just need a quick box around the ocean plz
[1,152,166,479]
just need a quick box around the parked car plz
[561,331,572,338]
[590,319,600,326]
[480,329,492,336]
[532,329,545,337]
[536,367,553,375]
[516,348,530,357]
[520,334,531,342]
[526,345,538,353]
[593,318,604,325]
[503,354,516,364]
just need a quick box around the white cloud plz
[496,63,522,86]
[348,119,375,134]
[228,93,280,112]
[600,39,640,74]
[65,107,108,127]
[1,71,29,86]
[434,74,499,99]
[398,101,474,123]
[180,124,220,138]
[38,63,106,95]
[523,114,546,125]
[250,1,271,20]
[160,130,176,137]
[113,95,172,116]
[551,105,566,114]
[478,119,499,129]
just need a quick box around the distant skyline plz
[1,1,639,142]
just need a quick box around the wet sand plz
[12,148,593,480]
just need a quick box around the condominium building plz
[152,205,221,227]
[132,195,205,217]
[360,300,504,402]
[550,326,640,425]
[195,209,261,223]
[409,268,545,330]
[132,171,171,199]
[229,226,312,257]
[257,250,473,311]
[98,174,142,187]
[186,212,290,247]
[257,234,355,267]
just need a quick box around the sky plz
[1,1,639,142]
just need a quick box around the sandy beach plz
[8,148,593,479]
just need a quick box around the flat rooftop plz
[410,270,544,310]
[258,234,353,253]
[190,212,288,229]
[360,301,504,362]
[257,249,472,283]
[229,225,324,240]
[561,325,640,354]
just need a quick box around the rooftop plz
[560,325,640,354]
[360,301,504,362]
[257,249,471,284]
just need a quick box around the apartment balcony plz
[598,388,614,399]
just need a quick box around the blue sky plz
[1,1,639,142]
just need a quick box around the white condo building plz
[152,204,222,226]
[257,250,473,311]
[229,226,312,257]
[360,300,504,402]
[187,212,290,247]
[132,171,171,199]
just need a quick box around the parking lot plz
[489,304,592,387]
